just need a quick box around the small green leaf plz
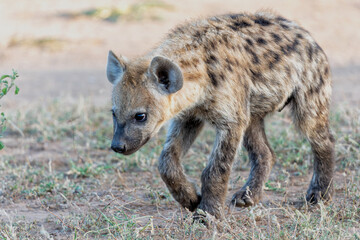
[15,86,19,95]
[2,88,7,95]
[0,75,10,81]
[0,141,4,150]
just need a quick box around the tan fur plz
[107,12,335,219]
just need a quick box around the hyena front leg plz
[197,125,243,219]
[231,117,275,207]
[158,117,204,211]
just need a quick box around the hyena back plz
[106,12,335,219]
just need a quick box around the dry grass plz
[0,98,359,239]
[61,1,174,22]
[7,37,68,51]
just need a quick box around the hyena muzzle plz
[106,12,335,219]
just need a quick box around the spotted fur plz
[107,12,335,219]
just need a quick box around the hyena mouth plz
[121,136,151,155]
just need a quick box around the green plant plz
[0,70,19,150]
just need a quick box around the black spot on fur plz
[282,39,300,56]
[314,42,323,53]
[309,87,315,96]
[272,52,280,62]
[324,66,329,76]
[226,59,234,72]
[307,45,314,61]
[254,17,272,26]
[219,72,226,81]
[229,14,237,20]
[271,33,282,43]
[194,31,202,40]
[257,38,267,45]
[276,16,289,22]
[210,54,218,62]
[209,40,216,50]
[249,69,263,82]
[319,74,324,86]
[246,38,253,46]
[205,54,218,65]
[269,62,274,69]
[263,52,269,60]
[237,20,252,28]
[228,20,251,31]
[244,45,251,53]
[207,69,218,87]
[252,54,260,64]
[280,23,290,30]
[293,39,300,49]
[296,33,304,39]
[228,13,245,20]
[268,51,281,68]
[244,46,259,64]
[228,25,237,31]
[285,44,293,53]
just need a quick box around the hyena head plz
[106,51,183,155]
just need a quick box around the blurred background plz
[0,1,359,237]
[0,0,359,108]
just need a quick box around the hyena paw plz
[184,193,202,212]
[231,186,261,207]
[196,201,223,219]
[169,183,201,211]
[306,183,333,204]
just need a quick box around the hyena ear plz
[107,50,126,85]
[149,56,183,94]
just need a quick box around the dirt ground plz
[1,0,360,107]
[0,0,360,238]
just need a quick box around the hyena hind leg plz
[292,91,335,204]
[231,117,275,207]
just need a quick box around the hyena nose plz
[111,143,126,153]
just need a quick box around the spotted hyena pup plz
[106,12,335,219]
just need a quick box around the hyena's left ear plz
[149,56,183,94]
[107,50,126,85]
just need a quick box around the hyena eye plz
[134,113,147,122]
